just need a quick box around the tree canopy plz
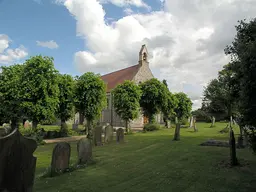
[112,80,141,132]
[174,92,193,121]
[20,55,60,129]
[74,72,107,139]
[139,78,169,123]
[224,18,256,126]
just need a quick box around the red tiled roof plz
[101,64,140,92]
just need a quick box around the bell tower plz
[139,44,149,66]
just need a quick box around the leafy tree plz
[139,78,168,123]
[161,79,178,127]
[174,92,193,121]
[20,55,60,129]
[112,80,141,133]
[56,74,75,133]
[225,18,256,127]
[203,63,240,120]
[0,64,25,130]
[74,72,106,139]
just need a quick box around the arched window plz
[143,52,147,61]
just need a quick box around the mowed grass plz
[34,122,256,192]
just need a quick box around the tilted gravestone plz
[210,116,215,128]
[189,116,193,128]
[173,123,180,141]
[50,142,71,176]
[93,125,103,146]
[116,128,124,143]
[104,125,113,143]
[77,138,92,164]
[0,128,37,192]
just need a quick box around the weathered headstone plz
[116,128,124,143]
[50,142,71,176]
[229,129,238,166]
[0,128,37,192]
[193,117,198,132]
[72,124,78,130]
[104,124,113,143]
[210,116,215,128]
[167,120,171,129]
[189,116,193,128]
[173,123,180,141]
[93,125,103,146]
[77,138,92,164]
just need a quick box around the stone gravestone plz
[189,116,193,128]
[193,117,198,132]
[0,128,37,192]
[50,142,71,176]
[173,123,180,141]
[77,138,92,164]
[210,116,215,128]
[104,124,113,143]
[93,125,103,146]
[116,128,124,143]
[167,121,171,129]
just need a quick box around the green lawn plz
[34,122,256,192]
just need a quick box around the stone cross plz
[77,138,92,164]
[104,125,113,143]
[50,142,71,176]
[94,125,103,146]
[0,129,37,192]
[116,128,124,143]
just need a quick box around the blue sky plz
[0,0,162,75]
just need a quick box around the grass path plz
[34,123,256,192]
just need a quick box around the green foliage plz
[143,123,161,132]
[20,55,60,129]
[0,64,25,127]
[202,63,240,119]
[39,116,58,125]
[225,18,256,127]
[112,80,141,131]
[191,109,211,122]
[174,92,192,121]
[74,72,106,138]
[140,78,168,123]
[56,74,75,124]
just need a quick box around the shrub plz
[143,123,161,132]
[244,126,256,154]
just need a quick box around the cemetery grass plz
[34,122,256,192]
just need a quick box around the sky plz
[0,0,256,110]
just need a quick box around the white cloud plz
[123,8,134,15]
[36,40,59,49]
[99,0,150,10]
[59,0,256,110]
[0,34,28,65]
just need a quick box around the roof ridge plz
[101,64,139,77]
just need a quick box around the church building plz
[99,45,164,128]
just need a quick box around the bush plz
[21,127,46,145]
[143,123,161,132]
[244,126,256,154]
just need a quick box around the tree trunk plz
[32,120,38,130]
[163,116,168,128]
[87,120,93,140]
[173,123,180,141]
[60,119,68,133]
[10,119,18,131]
[125,120,129,133]
[229,129,238,166]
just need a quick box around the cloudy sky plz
[0,0,255,109]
